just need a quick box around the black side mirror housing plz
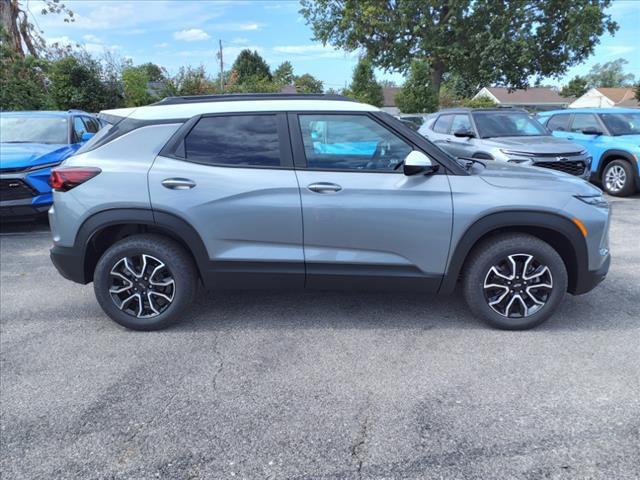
[581,128,602,136]
[403,151,440,176]
[453,128,475,138]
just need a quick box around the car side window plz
[298,114,412,171]
[433,114,454,134]
[184,115,281,167]
[73,117,88,143]
[83,117,99,133]
[546,114,571,132]
[450,114,472,133]
[570,114,600,133]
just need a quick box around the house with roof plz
[473,87,570,111]
[569,87,639,108]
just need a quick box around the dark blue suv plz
[537,108,640,197]
[0,110,103,217]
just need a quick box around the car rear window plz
[433,115,454,133]
[184,115,281,167]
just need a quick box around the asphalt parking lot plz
[1,195,639,480]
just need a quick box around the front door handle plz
[161,178,196,190]
[307,182,342,194]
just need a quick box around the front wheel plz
[462,234,568,330]
[602,160,635,197]
[93,234,197,330]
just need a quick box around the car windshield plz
[599,113,640,136]
[0,116,68,144]
[472,111,548,138]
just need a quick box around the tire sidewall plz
[93,236,195,330]
[602,160,633,197]
[465,239,568,330]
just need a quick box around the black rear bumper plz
[50,245,89,284]
[572,254,610,295]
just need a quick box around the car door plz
[446,114,476,158]
[427,114,455,153]
[149,112,304,289]
[289,112,453,291]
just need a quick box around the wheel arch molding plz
[70,208,210,285]
[598,149,636,175]
[439,211,589,295]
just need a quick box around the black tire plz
[462,233,568,330]
[93,234,197,331]
[601,160,635,197]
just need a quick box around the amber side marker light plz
[572,218,588,237]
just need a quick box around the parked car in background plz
[0,110,103,217]
[419,108,591,179]
[48,94,610,332]
[395,114,427,131]
[537,108,640,196]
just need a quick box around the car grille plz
[0,179,37,201]
[534,160,586,176]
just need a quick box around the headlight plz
[500,149,535,156]
[579,149,588,155]
[507,158,533,165]
[574,195,608,208]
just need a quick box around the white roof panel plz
[103,99,378,121]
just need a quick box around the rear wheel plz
[93,234,197,330]
[462,233,568,330]
[602,160,635,197]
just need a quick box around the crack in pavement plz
[350,400,371,479]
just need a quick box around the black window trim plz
[159,111,293,170]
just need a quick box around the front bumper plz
[0,168,54,217]
[572,253,610,295]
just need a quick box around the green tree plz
[560,75,588,98]
[232,49,271,84]
[273,61,295,85]
[394,60,438,113]
[460,96,497,108]
[0,28,51,110]
[137,62,166,82]
[48,53,113,111]
[294,73,323,93]
[300,0,618,98]
[635,82,640,102]
[164,65,214,96]
[347,58,383,106]
[585,58,635,88]
[122,66,151,107]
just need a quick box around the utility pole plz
[218,39,224,92]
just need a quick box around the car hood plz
[0,143,72,171]
[483,135,583,154]
[476,160,601,195]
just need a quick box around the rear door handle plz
[307,182,342,194]
[161,178,196,190]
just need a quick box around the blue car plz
[0,110,103,217]
[537,108,640,197]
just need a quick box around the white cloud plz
[228,37,250,45]
[238,22,261,31]
[601,45,636,57]
[155,42,170,48]
[174,28,210,42]
[272,44,356,60]
[82,34,101,43]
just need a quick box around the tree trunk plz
[430,59,445,98]
[1,0,25,57]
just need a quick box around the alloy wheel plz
[483,254,553,318]
[605,165,626,193]
[108,254,175,318]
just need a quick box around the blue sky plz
[34,0,640,90]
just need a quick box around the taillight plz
[49,167,101,192]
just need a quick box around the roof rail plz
[151,93,357,106]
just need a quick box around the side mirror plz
[453,128,474,138]
[403,151,439,176]
[581,128,602,136]
[81,132,95,142]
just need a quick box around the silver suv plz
[48,94,611,331]
[419,108,592,178]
